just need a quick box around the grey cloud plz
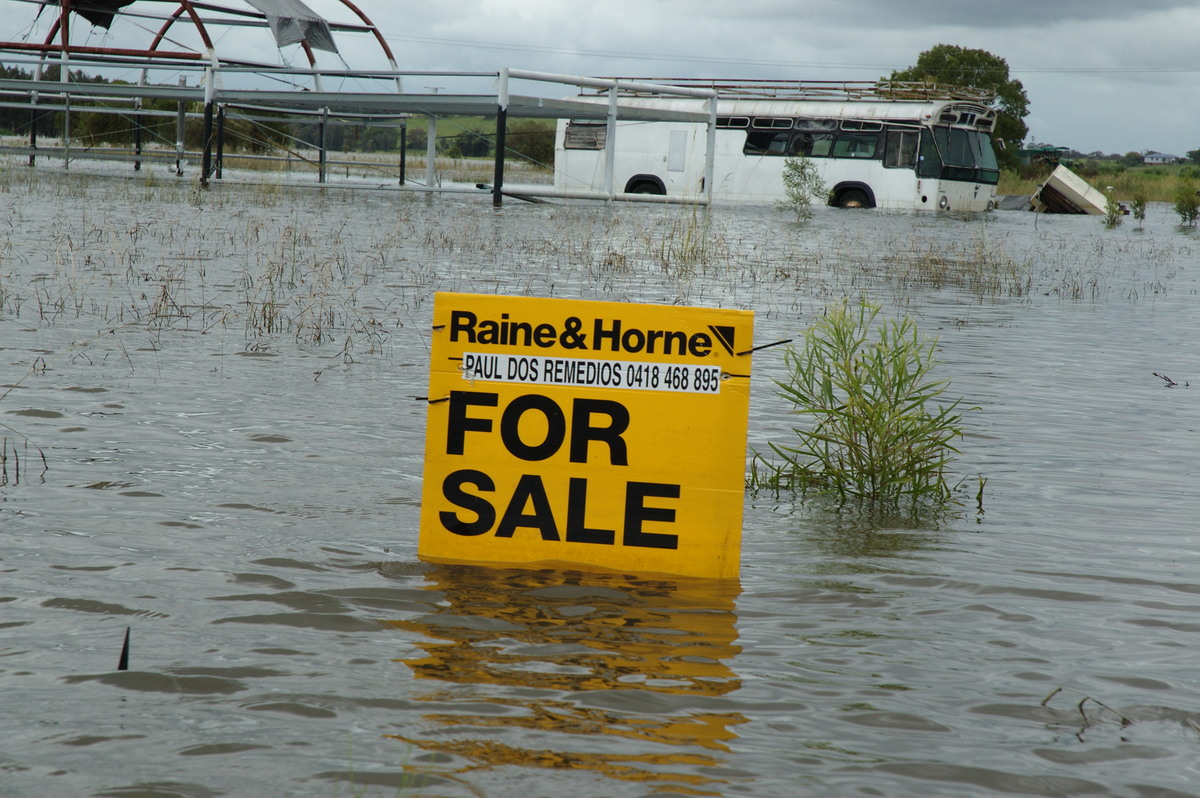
[782,0,1192,29]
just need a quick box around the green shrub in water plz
[1103,187,1123,227]
[1129,192,1148,229]
[777,155,828,220]
[752,299,969,513]
[1174,184,1199,226]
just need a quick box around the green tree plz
[1186,149,1200,165]
[1120,151,1144,167]
[404,123,427,151]
[505,119,555,167]
[443,128,492,158]
[890,44,1029,170]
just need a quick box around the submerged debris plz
[1153,372,1189,388]
[1029,165,1115,215]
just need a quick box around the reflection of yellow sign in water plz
[384,565,746,790]
[419,292,754,579]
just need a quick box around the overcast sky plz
[10,0,1199,156]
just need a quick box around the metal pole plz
[215,105,225,179]
[133,96,143,171]
[704,96,717,205]
[604,89,617,198]
[425,114,436,188]
[28,93,37,167]
[318,107,328,184]
[493,105,507,207]
[60,0,70,169]
[200,68,215,186]
[398,120,406,185]
[28,55,43,166]
[200,100,214,186]
[491,69,509,206]
[134,67,148,171]
[505,69,717,100]
[62,93,70,169]
[423,85,441,189]
[175,75,186,176]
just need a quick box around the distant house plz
[1144,152,1181,165]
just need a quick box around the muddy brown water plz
[2,164,1200,797]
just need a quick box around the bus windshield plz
[928,126,1000,185]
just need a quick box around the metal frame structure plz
[0,1,717,204]
[2,0,398,70]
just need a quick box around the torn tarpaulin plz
[244,0,339,54]
[50,0,136,30]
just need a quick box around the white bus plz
[553,81,1001,212]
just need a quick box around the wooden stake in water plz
[118,627,130,671]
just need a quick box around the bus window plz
[795,118,838,132]
[564,122,606,150]
[884,130,918,169]
[939,127,971,166]
[831,132,879,159]
[916,132,942,178]
[968,130,1000,183]
[968,131,999,171]
[788,132,834,157]
[744,130,790,156]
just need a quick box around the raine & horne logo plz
[448,308,737,358]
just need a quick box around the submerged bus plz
[553,81,1001,212]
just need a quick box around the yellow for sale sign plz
[418,292,754,580]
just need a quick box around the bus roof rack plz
[591,79,995,104]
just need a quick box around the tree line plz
[0,64,287,152]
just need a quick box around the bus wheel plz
[837,189,869,209]
[627,179,665,195]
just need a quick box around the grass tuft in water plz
[884,231,1033,298]
[1173,183,1199,226]
[1103,187,1124,228]
[1129,192,1148,230]
[642,207,732,277]
[750,298,971,517]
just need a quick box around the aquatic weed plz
[750,298,970,517]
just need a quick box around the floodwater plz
[2,162,1199,798]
